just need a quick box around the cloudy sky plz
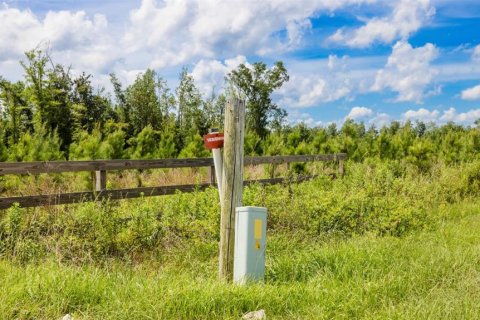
[1,0,480,126]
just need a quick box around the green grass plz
[1,200,480,319]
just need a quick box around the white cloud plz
[0,0,388,98]
[287,110,324,127]
[123,0,376,68]
[454,109,480,123]
[398,107,480,124]
[346,106,374,120]
[280,76,351,107]
[372,41,438,102]
[266,54,395,109]
[0,59,22,81]
[473,44,480,61]
[461,84,480,100]
[402,108,439,121]
[435,62,480,83]
[343,107,391,126]
[327,54,348,71]
[440,107,457,122]
[304,78,349,106]
[278,55,354,108]
[190,55,248,96]
[0,5,118,75]
[440,107,480,123]
[329,0,435,47]
[370,112,391,126]
[286,19,312,48]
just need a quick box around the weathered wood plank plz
[0,154,347,175]
[0,158,215,175]
[245,153,346,165]
[0,175,316,210]
[0,183,211,209]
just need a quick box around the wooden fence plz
[0,153,347,209]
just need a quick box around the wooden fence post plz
[208,165,216,184]
[219,98,245,282]
[94,170,107,192]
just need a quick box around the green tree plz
[375,127,393,160]
[0,78,32,144]
[45,64,75,150]
[71,73,113,134]
[157,123,177,159]
[69,127,123,160]
[178,133,210,158]
[202,92,225,131]
[111,70,175,141]
[21,50,74,151]
[310,127,329,154]
[475,118,480,129]
[20,49,49,116]
[407,139,435,171]
[102,129,127,159]
[176,68,205,140]
[226,61,289,138]
[338,119,365,160]
[263,132,285,156]
[9,122,64,161]
[0,120,8,161]
[126,70,165,135]
[129,125,160,159]
[110,73,132,137]
[244,131,263,156]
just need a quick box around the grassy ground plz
[1,199,479,319]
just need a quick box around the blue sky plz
[1,0,480,126]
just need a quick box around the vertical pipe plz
[212,148,223,200]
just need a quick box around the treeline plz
[0,49,288,161]
[0,50,479,167]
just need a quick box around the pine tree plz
[9,122,64,161]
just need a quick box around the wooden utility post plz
[219,98,245,281]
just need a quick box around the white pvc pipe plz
[212,148,223,199]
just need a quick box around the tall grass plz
[1,200,479,319]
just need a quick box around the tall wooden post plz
[219,98,245,281]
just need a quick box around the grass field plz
[1,161,479,319]
[1,199,479,319]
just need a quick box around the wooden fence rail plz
[0,154,346,175]
[0,153,346,209]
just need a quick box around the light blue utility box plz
[233,206,267,284]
